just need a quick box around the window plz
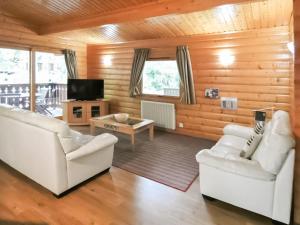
[37,63,43,72]
[142,60,180,97]
[49,63,54,71]
[0,47,68,117]
[35,52,67,117]
[0,47,30,109]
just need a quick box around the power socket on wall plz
[178,122,184,128]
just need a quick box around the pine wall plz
[87,26,293,141]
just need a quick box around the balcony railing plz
[163,88,180,97]
[0,83,67,117]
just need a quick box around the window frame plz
[141,58,181,99]
[0,44,67,114]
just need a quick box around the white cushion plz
[223,124,253,139]
[252,133,295,174]
[0,105,84,154]
[211,144,241,158]
[0,106,70,136]
[252,110,295,174]
[217,134,247,151]
[271,110,293,136]
[196,149,275,181]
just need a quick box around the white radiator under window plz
[141,100,176,130]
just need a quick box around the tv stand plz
[62,100,109,125]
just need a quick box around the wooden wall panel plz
[293,0,300,223]
[0,12,87,78]
[87,26,293,141]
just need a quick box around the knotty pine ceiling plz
[0,0,293,44]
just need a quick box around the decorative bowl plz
[114,113,129,123]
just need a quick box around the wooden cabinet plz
[63,100,109,125]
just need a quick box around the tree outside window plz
[142,60,180,97]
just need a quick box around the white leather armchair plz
[0,105,118,196]
[196,111,295,224]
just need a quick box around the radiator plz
[141,100,176,130]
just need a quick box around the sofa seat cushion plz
[196,149,275,181]
[216,135,247,151]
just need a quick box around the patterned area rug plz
[74,126,215,191]
[109,129,214,191]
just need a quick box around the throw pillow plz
[254,121,264,135]
[240,133,263,158]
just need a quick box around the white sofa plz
[0,104,118,196]
[196,110,295,224]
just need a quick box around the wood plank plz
[293,0,300,223]
[0,14,87,77]
[87,25,293,141]
[38,0,264,34]
[0,159,276,225]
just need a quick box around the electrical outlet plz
[178,122,184,128]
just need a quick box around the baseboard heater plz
[141,100,176,130]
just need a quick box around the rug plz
[108,129,215,192]
[74,126,215,191]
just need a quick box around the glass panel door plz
[35,51,67,117]
[73,106,83,118]
[0,47,30,109]
[91,106,100,117]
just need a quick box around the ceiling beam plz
[39,0,262,35]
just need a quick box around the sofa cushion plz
[210,144,241,158]
[271,110,293,136]
[252,110,295,174]
[196,149,275,181]
[240,133,263,158]
[217,134,247,151]
[223,124,253,140]
[0,104,81,154]
[252,133,295,174]
[0,106,70,136]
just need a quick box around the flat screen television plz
[67,79,104,100]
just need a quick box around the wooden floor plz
[0,161,273,225]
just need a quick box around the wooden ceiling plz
[0,0,156,26]
[0,0,293,44]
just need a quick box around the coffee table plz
[90,114,154,145]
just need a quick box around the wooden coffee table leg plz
[131,133,135,145]
[90,123,96,135]
[149,125,154,141]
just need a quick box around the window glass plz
[142,60,180,97]
[0,47,30,109]
[35,52,67,117]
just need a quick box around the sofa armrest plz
[66,133,118,161]
[223,124,253,139]
[272,149,295,224]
